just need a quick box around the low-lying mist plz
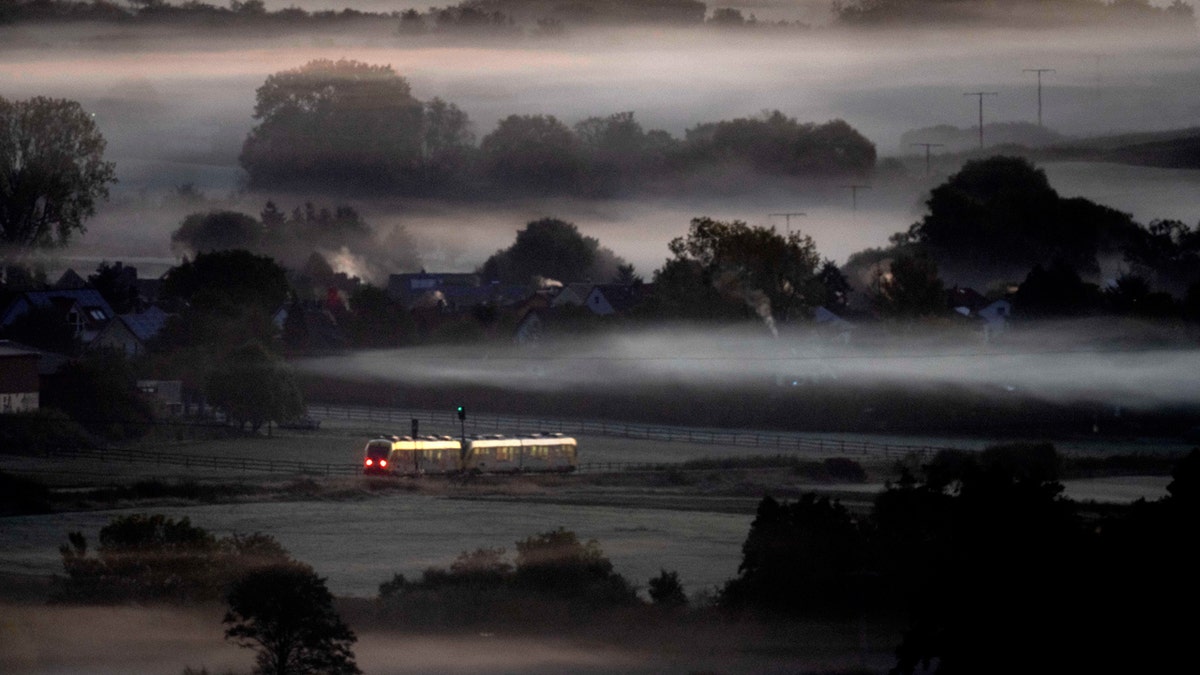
[298,319,1200,410]
[6,18,1200,281]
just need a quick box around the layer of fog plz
[299,321,1200,409]
[2,603,877,675]
[4,21,1200,278]
[0,604,674,674]
[258,0,834,24]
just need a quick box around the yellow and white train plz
[362,433,578,475]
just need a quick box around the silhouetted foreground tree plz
[0,96,116,249]
[648,569,688,607]
[719,445,1200,674]
[225,563,361,675]
[720,493,864,614]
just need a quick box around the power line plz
[840,184,871,211]
[964,91,998,148]
[768,212,806,234]
[910,143,945,175]
[1023,68,1055,127]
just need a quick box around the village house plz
[0,287,116,347]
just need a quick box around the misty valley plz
[4,1,1200,674]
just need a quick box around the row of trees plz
[833,0,1196,28]
[240,59,876,197]
[56,513,361,675]
[722,445,1200,673]
[847,156,1200,320]
[50,446,1199,673]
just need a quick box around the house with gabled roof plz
[90,306,170,356]
[0,288,116,346]
[551,282,594,308]
[583,283,649,316]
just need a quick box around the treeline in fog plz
[4,0,1190,31]
[239,59,876,198]
[23,445,1200,675]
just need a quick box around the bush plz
[53,514,293,604]
[0,470,52,515]
[0,408,97,453]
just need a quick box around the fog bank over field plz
[299,321,1200,409]
[4,18,1199,277]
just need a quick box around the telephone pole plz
[964,91,998,149]
[769,212,806,234]
[840,184,871,212]
[1023,68,1055,127]
[910,143,944,175]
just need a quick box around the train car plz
[391,436,464,475]
[363,433,576,475]
[362,435,402,475]
[463,433,577,473]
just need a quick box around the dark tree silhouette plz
[160,249,289,314]
[240,59,424,192]
[1013,259,1102,317]
[479,217,627,284]
[897,156,1140,284]
[648,569,687,607]
[513,527,636,603]
[869,252,945,319]
[651,216,825,324]
[681,112,875,176]
[205,341,304,433]
[343,284,415,348]
[224,563,361,675]
[42,352,156,439]
[721,494,864,614]
[55,514,293,604]
[0,96,116,248]
[88,261,141,314]
[171,210,265,256]
[479,114,582,194]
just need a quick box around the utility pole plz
[840,184,871,212]
[769,212,806,234]
[910,143,944,175]
[1023,68,1055,127]
[964,91,998,149]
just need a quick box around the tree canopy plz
[240,59,425,192]
[479,114,583,194]
[479,217,628,284]
[651,217,825,325]
[160,249,290,313]
[56,513,293,603]
[206,341,305,433]
[224,563,361,675]
[682,113,875,176]
[0,96,116,249]
[897,156,1140,284]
